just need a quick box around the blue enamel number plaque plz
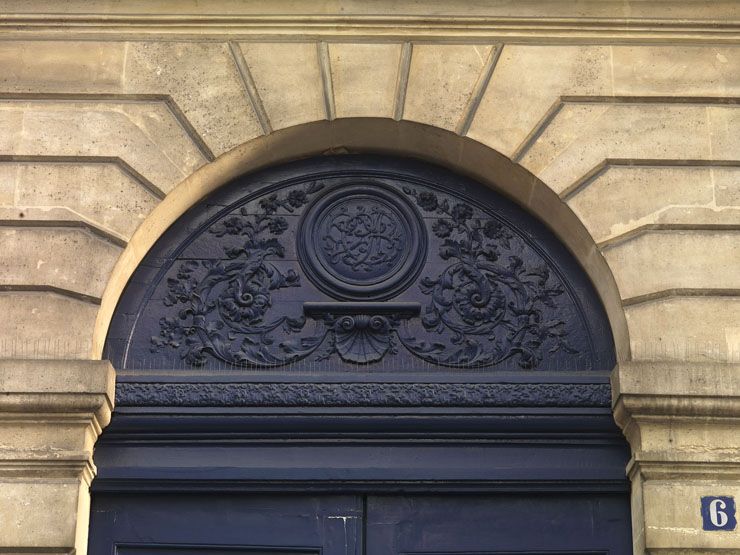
[701,496,737,531]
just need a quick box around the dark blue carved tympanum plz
[106,156,614,374]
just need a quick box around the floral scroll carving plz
[150,182,422,367]
[148,177,583,370]
[150,182,323,366]
[399,189,577,369]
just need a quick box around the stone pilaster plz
[0,360,114,555]
[613,361,740,554]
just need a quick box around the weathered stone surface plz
[0,41,261,156]
[520,104,731,194]
[715,167,740,207]
[0,228,120,300]
[567,165,715,244]
[0,100,206,193]
[123,42,262,155]
[240,42,325,130]
[613,361,740,553]
[709,106,740,160]
[0,481,81,549]
[643,481,740,552]
[0,293,98,359]
[0,162,159,239]
[468,45,611,156]
[329,42,401,119]
[626,297,740,363]
[0,164,14,205]
[0,108,23,151]
[0,41,124,89]
[404,44,492,130]
[0,359,114,555]
[612,46,740,96]
[516,102,611,184]
[603,231,740,300]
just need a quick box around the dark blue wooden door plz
[88,494,363,555]
[89,492,631,553]
[366,494,631,554]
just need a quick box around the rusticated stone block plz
[0,360,114,555]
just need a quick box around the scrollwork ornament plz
[400,187,578,369]
[116,382,612,408]
[149,178,580,371]
[150,182,325,366]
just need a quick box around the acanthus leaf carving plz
[150,181,324,366]
[399,188,577,369]
[149,180,581,370]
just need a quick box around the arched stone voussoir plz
[92,118,629,362]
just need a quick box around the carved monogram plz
[321,202,404,273]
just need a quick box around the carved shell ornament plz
[111,159,612,372]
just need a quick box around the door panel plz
[118,549,311,555]
[88,494,362,555]
[365,494,630,554]
[91,493,630,554]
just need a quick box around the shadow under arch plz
[92,118,629,362]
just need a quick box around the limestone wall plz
[0,7,737,364]
[0,1,738,553]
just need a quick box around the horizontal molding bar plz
[2,14,738,25]
[561,95,740,105]
[0,93,215,163]
[0,7,736,45]
[0,154,166,200]
[0,218,128,248]
[598,223,740,250]
[91,478,630,495]
[0,284,101,305]
[115,381,613,407]
[562,158,740,201]
[622,288,740,307]
[0,14,738,38]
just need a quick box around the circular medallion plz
[297,182,427,300]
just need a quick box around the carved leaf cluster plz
[401,187,577,369]
[150,184,322,366]
[151,181,579,370]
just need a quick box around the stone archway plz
[93,118,629,363]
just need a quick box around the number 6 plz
[709,499,730,528]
